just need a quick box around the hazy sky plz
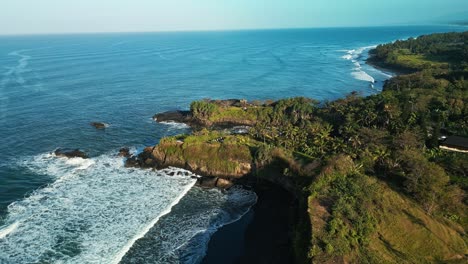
[1,0,467,35]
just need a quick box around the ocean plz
[0,25,465,263]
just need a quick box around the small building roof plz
[440,136,468,152]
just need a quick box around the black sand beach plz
[202,182,295,264]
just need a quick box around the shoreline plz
[202,181,295,264]
[365,54,415,76]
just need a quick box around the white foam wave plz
[0,152,197,263]
[341,45,376,61]
[111,177,195,264]
[159,121,190,130]
[20,153,95,178]
[341,45,378,84]
[341,54,353,60]
[379,71,394,78]
[120,186,257,263]
[0,222,19,239]
[64,157,95,170]
[351,70,375,83]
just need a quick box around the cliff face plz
[125,131,307,193]
[151,137,252,178]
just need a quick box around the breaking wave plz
[341,46,376,83]
[0,152,198,263]
[159,121,191,130]
[121,186,257,264]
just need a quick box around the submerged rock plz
[90,122,108,129]
[54,149,88,159]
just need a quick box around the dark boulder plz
[118,147,131,158]
[197,177,218,188]
[124,147,156,168]
[90,122,107,129]
[125,156,139,167]
[153,110,192,123]
[55,149,88,159]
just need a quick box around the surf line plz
[111,177,197,264]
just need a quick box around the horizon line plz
[0,22,464,37]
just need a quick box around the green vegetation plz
[154,32,467,263]
[155,130,255,177]
[190,99,268,126]
[369,31,468,72]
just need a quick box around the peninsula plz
[127,32,467,263]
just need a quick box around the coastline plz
[1,28,466,263]
[365,56,413,76]
[200,47,403,263]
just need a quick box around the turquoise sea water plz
[0,26,466,263]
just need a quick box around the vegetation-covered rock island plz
[128,32,467,263]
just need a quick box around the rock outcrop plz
[123,133,302,192]
[153,110,192,124]
[55,149,88,159]
[124,134,253,189]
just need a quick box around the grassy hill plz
[308,156,466,263]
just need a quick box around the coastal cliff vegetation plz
[133,32,467,263]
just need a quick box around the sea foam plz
[341,46,377,84]
[4,50,31,85]
[0,222,18,239]
[0,152,197,263]
[159,121,191,130]
[120,186,257,264]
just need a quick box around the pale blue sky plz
[1,0,467,35]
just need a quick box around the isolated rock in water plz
[91,122,107,129]
[118,147,131,158]
[55,149,88,159]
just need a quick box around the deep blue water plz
[0,25,466,263]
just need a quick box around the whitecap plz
[341,54,353,60]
